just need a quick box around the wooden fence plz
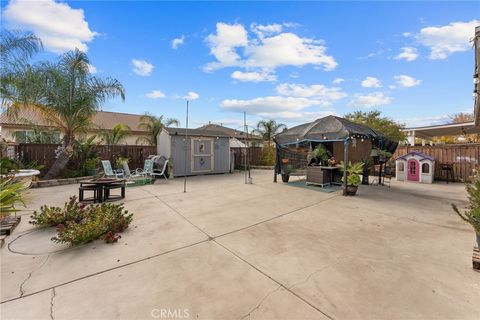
[393,144,480,182]
[231,147,263,168]
[16,144,157,176]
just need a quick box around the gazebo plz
[273,115,397,195]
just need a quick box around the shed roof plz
[165,127,230,138]
[197,123,262,140]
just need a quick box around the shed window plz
[422,163,430,174]
[398,162,404,172]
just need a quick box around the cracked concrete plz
[1,170,479,319]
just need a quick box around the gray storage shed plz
[157,127,231,176]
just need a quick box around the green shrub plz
[30,196,87,227]
[260,145,275,166]
[452,171,480,234]
[30,196,133,245]
[0,177,26,219]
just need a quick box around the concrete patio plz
[1,170,479,319]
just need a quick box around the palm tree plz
[3,49,125,179]
[0,30,42,108]
[254,120,287,142]
[99,123,131,145]
[137,113,179,145]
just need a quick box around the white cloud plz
[361,76,382,88]
[275,83,346,106]
[415,20,479,60]
[204,22,249,72]
[349,92,391,108]
[245,32,337,71]
[146,90,166,99]
[231,70,276,82]
[2,0,98,53]
[394,75,421,88]
[395,47,418,62]
[204,22,337,74]
[289,72,300,78]
[332,77,344,84]
[87,64,97,74]
[171,35,185,49]
[132,59,154,76]
[250,23,283,38]
[183,91,200,101]
[221,96,325,113]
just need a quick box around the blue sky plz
[1,0,479,130]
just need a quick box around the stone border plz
[32,176,95,188]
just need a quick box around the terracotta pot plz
[346,185,358,196]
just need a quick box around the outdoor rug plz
[287,179,342,193]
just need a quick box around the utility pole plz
[183,100,189,193]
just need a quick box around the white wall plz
[157,129,171,158]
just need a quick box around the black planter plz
[86,168,99,176]
[281,174,290,183]
[476,233,480,249]
[362,170,370,185]
[346,185,358,196]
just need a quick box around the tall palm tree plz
[99,123,131,145]
[0,30,42,109]
[3,49,125,179]
[254,120,287,142]
[137,113,179,145]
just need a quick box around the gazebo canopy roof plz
[274,115,383,145]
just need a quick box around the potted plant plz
[377,149,393,163]
[115,156,129,171]
[338,161,364,196]
[281,165,294,183]
[361,157,373,185]
[313,145,329,166]
[84,157,99,176]
[327,156,338,167]
[452,172,480,249]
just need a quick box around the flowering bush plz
[30,196,133,245]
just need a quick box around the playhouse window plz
[422,163,430,174]
[398,162,404,172]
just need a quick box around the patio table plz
[79,179,126,203]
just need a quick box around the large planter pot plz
[281,174,290,183]
[86,168,99,176]
[346,185,358,196]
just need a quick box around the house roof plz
[0,109,148,133]
[165,127,230,138]
[402,121,480,139]
[197,123,262,140]
[396,151,434,162]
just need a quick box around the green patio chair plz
[101,160,123,178]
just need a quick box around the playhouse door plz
[407,159,419,181]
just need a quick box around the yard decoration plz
[30,196,133,245]
[452,171,480,249]
[338,161,364,196]
[281,165,294,183]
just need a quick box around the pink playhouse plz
[395,151,435,184]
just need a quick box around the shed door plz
[192,139,213,172]
[407,159,419,181]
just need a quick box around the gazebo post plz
[343,138,349,196]
[273,144,278,183]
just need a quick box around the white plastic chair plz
[152,159,169,182]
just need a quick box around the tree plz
[137,113,179,145]
[3,49,125,179]
[344,110,406,142]
[99,123,131,145]
[0,30,42,109]
[254,120,287,142]
[451,112,474,123]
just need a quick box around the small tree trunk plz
[43,144,74,180]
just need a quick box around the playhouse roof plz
[396,151,434,161]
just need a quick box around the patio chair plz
[101,160,123,178]
[122,162,142,180]
[135,159,154,177]
[151,159,169,182]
